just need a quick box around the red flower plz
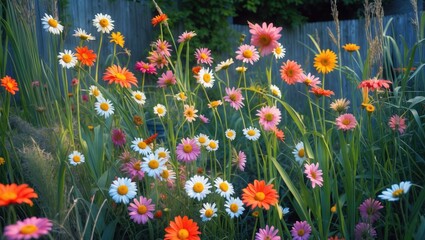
[1,76,19,95]
[164,215,201,240]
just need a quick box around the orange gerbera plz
[0,183,38,207]
[1,75,19,95]
[280,60,303,85]
[152,13,168,27]
[103,64,138,88]
[164,215,201,240]
[242,180,279,210]
[310,87,335,98]
[75,46,97,67]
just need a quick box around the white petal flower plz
[378,181,412,201]
[108,177,137,204]
[185,175,211,201]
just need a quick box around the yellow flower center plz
[100,102,109,111]
[134,93,142,100]
[62,54,72,63]
[264,113,274,121]
[247,129,256,136]
[203,74,211,83]
[137,205,147,214]
[148,160,159,169]
[230,203,239,213]
[331,205,337,213]
[1,191,17,201]
[342,119,351,126]
[200,53,208,60]
[161,169,169,179]
[297,229,305,236]
[198,137,207,144]
[158,152,167,159]
[321,58,329,66]
[298,149,305,158]
[392,188,404,197]
[272,89,279,96]
[205,209,214,217]
[137,141,147,149]
[311,171,317,179]
[117,185,128,195]
[242,50,253,58]
[275,47,282,54]
[92,89,100,97]
[99,18,109,28]
[219,182,229,192]
[178,92,186,100]
[229,94,237,101]
[208,141,217,149]
[19,224,38,235]
[259,34,271,46]
[177,229,189,240]
[227,131,234,138]
[115,73,126,81]
[156,107,164,114]
[73,155,81,163]
[193,182,204,193]
[185,109,194,117]
[48,18,58,27]
[133,162,141,171]
[254,192,265,201]
[183,144,193,153]
[304,78,312,85]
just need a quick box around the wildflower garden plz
[1,0,425,239]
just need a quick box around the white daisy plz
[89,85,102,98]
[378,181,412,201]
[195,133,210,147]
[153,104,167,117]
[185,175,212,201]
[142,153,167,178]
[108,177,137,204]
[272,43,286,59]
[155,147,170,160]
[174,92,187,101]
[158,166,176,182]
[41,13,63,35]
[68,150,85,166]
[225,197,245,218]
[270,84,282,98]
[58,50,77,69]
[131,137,152,156]
[95,97,114,118]
[206,139,219,152]
[215,58,234,72]
[197,67,215,88]
[93,13,114,33]
[225,129,236,141]
[242,126,260,141]
[292,142,307,165]
[236,66,247,73]
[73,28,95,41]
[132,90,146,105]
[199,202,218,222]
[214,177,234,199]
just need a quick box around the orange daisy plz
[152,13,168,27]
[310,87,335,98]
[1,76,19,95]
[75,46,97,67]
[0,183,38,207]
[164,215,201,240]
[242,180,279,210]
[280,60,303,85]
[103,64,138,88]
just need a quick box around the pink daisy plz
[336,113,358,131]
[199,114,210,124]
[195,47,213,65]
[358,198,384,223]
[232,150,246,171]
[255,225,281,240]
[388,114,407,134]
[155,39,172,57]
[358,78,392,91]
[299,73,321,87]
[147,51,168,69]
[235,44,260,65]
[111,128,126,147]
[121,158,145,181]
[280,60,303,85]
[291,221,312,240]
[256,105,282,131]
[178,31,197,43]
[304,162,324,188]
[135,61,157,74]
[176,138,201,163]
[157,70,176,88]
[223,87,245,110]
[248,21,282,56]
[4,217,53,240]
[128,196,155,224]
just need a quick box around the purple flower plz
[358,198,383,223]
[291,221,311,240]
[355,222,377,240]
[255,225,281,240]
[111,128,126,147]
[128,196,155,224]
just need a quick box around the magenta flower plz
[235,44,260,65]
[199,114,210,124]
[135,60,157,74]
[176,138,201,162]
[355,222,377,240]
[4,217,53,240]
[155,39,172,57]
[255,225,281,240]
[178,31,197,43]
[128,196,155,224]
[358,198,383,224]
[336,113,358,131]
[195,47,213,65]
[121,158,145,181]
[248,21,282,56]
[147,51,167,69]
[157,70,176,88]
[304,162,323,188]
[223,87,245,110]
[257,105,281,131]
[291,221,312,240]
[111,128,126,147]
[388,114,407,134]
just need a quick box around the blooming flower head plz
[58,50,77,69]
[223,87,245,110]
[280,60,303,85]
[155,147,171,161]
[73,28,95,41]
[225,129,236,140]
[95,97,114,118]
[195,133,210,147]
[358,198,384,223]
[41,13,63,34]
[199,114,210,124]
[243,126,261,141]
[299,73,321,87]
[174,92,188,101]
[248,21,282,56]
[121,159,145,181]
[75,46,97,67]
[242,180,279,210]
[103,64,138,88]
[132,90,146,105]
[273,43,286,59]
[292,142,307,165]
[225,197,245,218]
[208,100,223,109]
[153,104,167,117]
[0,183,38,207]
[235,44,260,65]
[206,139,219,152]
[336,113,357,131]
[110,32,125,48]
[358,78,392,91]
[270,84,282,98]
[342,43,360,52]
[157,70,176,88]
[176,138,201,162]
[378,181,412,201]
[355,222,377,240]
[215,58,234,72]
[195,48,214,65]
[214,177,235,199]
[388,114,407,134]
[255,225,281,240]
[236,66,248,73]
[151,13,168,27]
[131,137,152,156]
[330,98,350,113]
[185,175,212,201]
[142,153,167,178]
[68,150,85,166]
[155,39,172,57]
[147,51,168,69]
[184,105,198,123]
[273,127,285,142]
[108,177,137,204]
[93,13,114,33]
[314,49,338,74]
[362,103,375,114]
[1,75,19,95]
[178,31,197,43]
[232,150,247,171]
[197,67,215,88]
[111,128,126,147]
[0,157,4,165]
[135,61,157,74]
[159,166,177,184]
[257,105,282,131]
[304,162,324,188]
[310,87,335,98]
[4,217,52,240]
[128,196,155,224]
[200,202,218,222]
[164,215,201,240]
[291,221,312,240]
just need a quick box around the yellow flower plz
[314,49,337,74]
[362,103,375,113]
[331,204,337,213]
[0,157,5,165]
[110,32,125,48]
[208,100,223,109]
[342,43,360,52]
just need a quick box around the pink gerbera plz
[280,60,303,85]
[157,70,176,88]
[147,51,168,69]
[128,196,155,224]
[248,21,282,56]
[388,114,407,134]
[178,31,197,43]
[299,73,321,87]
[121,158,145,181]
[4,217,53,240]
[135,61,157,74]
[199,114,210,124]
[223,87,245,110]
[232,150,246,171]
[111,128,126,147]
[256,106,282,131]
[235,44,260,65]
[358,78,392,91]
[291,221,312,240]
[336,113,357,131]
[195,47,213,65]
[155,39,172,57]
[304,162,323,188]
[255,225,281,240]
[176,138,201,163]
